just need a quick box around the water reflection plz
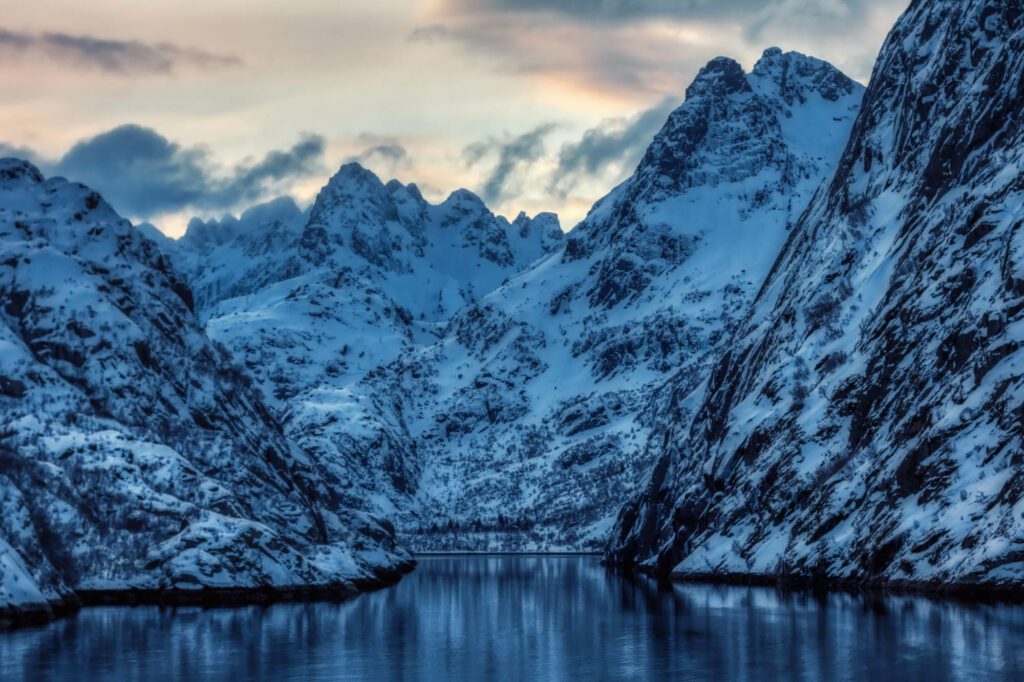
[1,556,1022,681]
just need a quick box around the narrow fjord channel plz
[2,556,1023,681]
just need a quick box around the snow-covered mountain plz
[0,160,412,626]
[607,0,1024,593]
[6,0,1016,612]
[365,48,863,550]
[161,165,564,524]
[6,0,1020,629]
[147,196,310,314]
[176,49,860,551]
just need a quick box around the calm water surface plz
[2,555,1023,681]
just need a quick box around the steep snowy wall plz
[608,0,1024,594]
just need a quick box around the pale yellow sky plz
[0,0,905,236]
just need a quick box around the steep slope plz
[608,0,1024,593]
[0,539,51,626]
[0,499,72,627]
[0,160,411,626]
[171,164,563,519]
[351,49,862,550]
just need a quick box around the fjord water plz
[2,556,1022,681]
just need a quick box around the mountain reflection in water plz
[2,556,1022,681]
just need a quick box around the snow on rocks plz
[0,160,412,625]
[606,0,1024,594]
[180,50,861,552]
[165,163,566,541]
[383,48,862,551]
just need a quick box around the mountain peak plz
[183,214,242,249]
[685,56,748,100]
[436,188,491,223]
[751,47,859,104]
[385,178,429,211]
[566,47,860,266]
[441,188,490,215]
[513,210,564,251]
[328,161,385,188]
[308,162,393,227]
[239,195,302,228]
[0,158,45,188]
[403,182,425,203]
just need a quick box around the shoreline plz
[413,551,601,557]
[7,555,1024,632]
[604,562,1024,605]
[0,559,416,632]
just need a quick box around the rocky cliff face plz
[331,49,862,550]
[0,160,412,626]
[608,0,1024,592]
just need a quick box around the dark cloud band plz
[51,125,324,218]
[414,0,895,97]
[0,28,240,75]
[552,96,679,197]
[464,124,558,204]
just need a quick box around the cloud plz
[53,124,325,218]
[0,28,240,75]
[440,0,737,21]
[551,96,678,197]
[413,0,902,98]
[409,18,709,99]
[0,141,40,163]
[346,134,411,176]
[229,135,325,193]
[445,0,879,24]
[463,123,557,203]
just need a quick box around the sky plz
[0,0,906,236]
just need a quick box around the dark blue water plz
[2,556,1023,681]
